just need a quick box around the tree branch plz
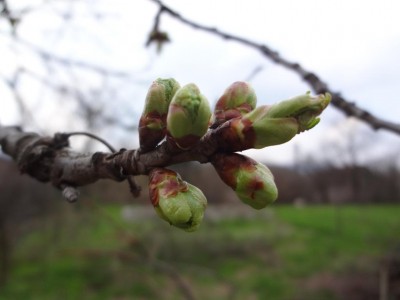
[149,0,400,136]
[1,87,331,204]
[0,125,219,201]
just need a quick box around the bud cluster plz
[137,78,330,231]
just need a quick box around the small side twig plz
[55,132,142,200]
[62,132,117,152]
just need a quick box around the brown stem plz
[0,125,220,196]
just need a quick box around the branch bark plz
[149,0,400,136]
[0,125,221,201]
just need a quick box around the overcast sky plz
[1,0,400,166]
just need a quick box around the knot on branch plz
[17,136,63,182]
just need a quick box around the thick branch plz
[0,125,219,193]
[149,0,400,135]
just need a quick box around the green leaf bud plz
[149,168,207,232]
[243,105,299,149]
[264,92,331,132]
[212,153,277,209]
[139,78,181,152]
[167,83,211,150]
[211,81,257,128]
[217,92,330,151]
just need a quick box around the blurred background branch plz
[149,0,400,136]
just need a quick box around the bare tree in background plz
[0,0,140,143]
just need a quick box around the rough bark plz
[0,125,222,201]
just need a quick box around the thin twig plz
[0,32,130,77]
[65,131,117,153]
[58,132,142,199]
[148,0,400,136]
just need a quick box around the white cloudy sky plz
[1,0,400,166]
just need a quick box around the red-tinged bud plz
[212,153,278,209]
[149,168,207,232]
[211,81,257,128]
[216,92,330,152]
[139,78,180,152]
[217,105,299,151]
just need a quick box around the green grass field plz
[1,204,400,300]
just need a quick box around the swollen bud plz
[167,83,211,150]
[212,153,277,209]
[243,105,299,149]
[211,81,257,128]
[139,78,181,152]
[264,92,331,132]
[217,92,331,151]
[149,168,207,232]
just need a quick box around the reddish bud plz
[139,78,180,152]
[211,81,257,128]
[212,153,278,209]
